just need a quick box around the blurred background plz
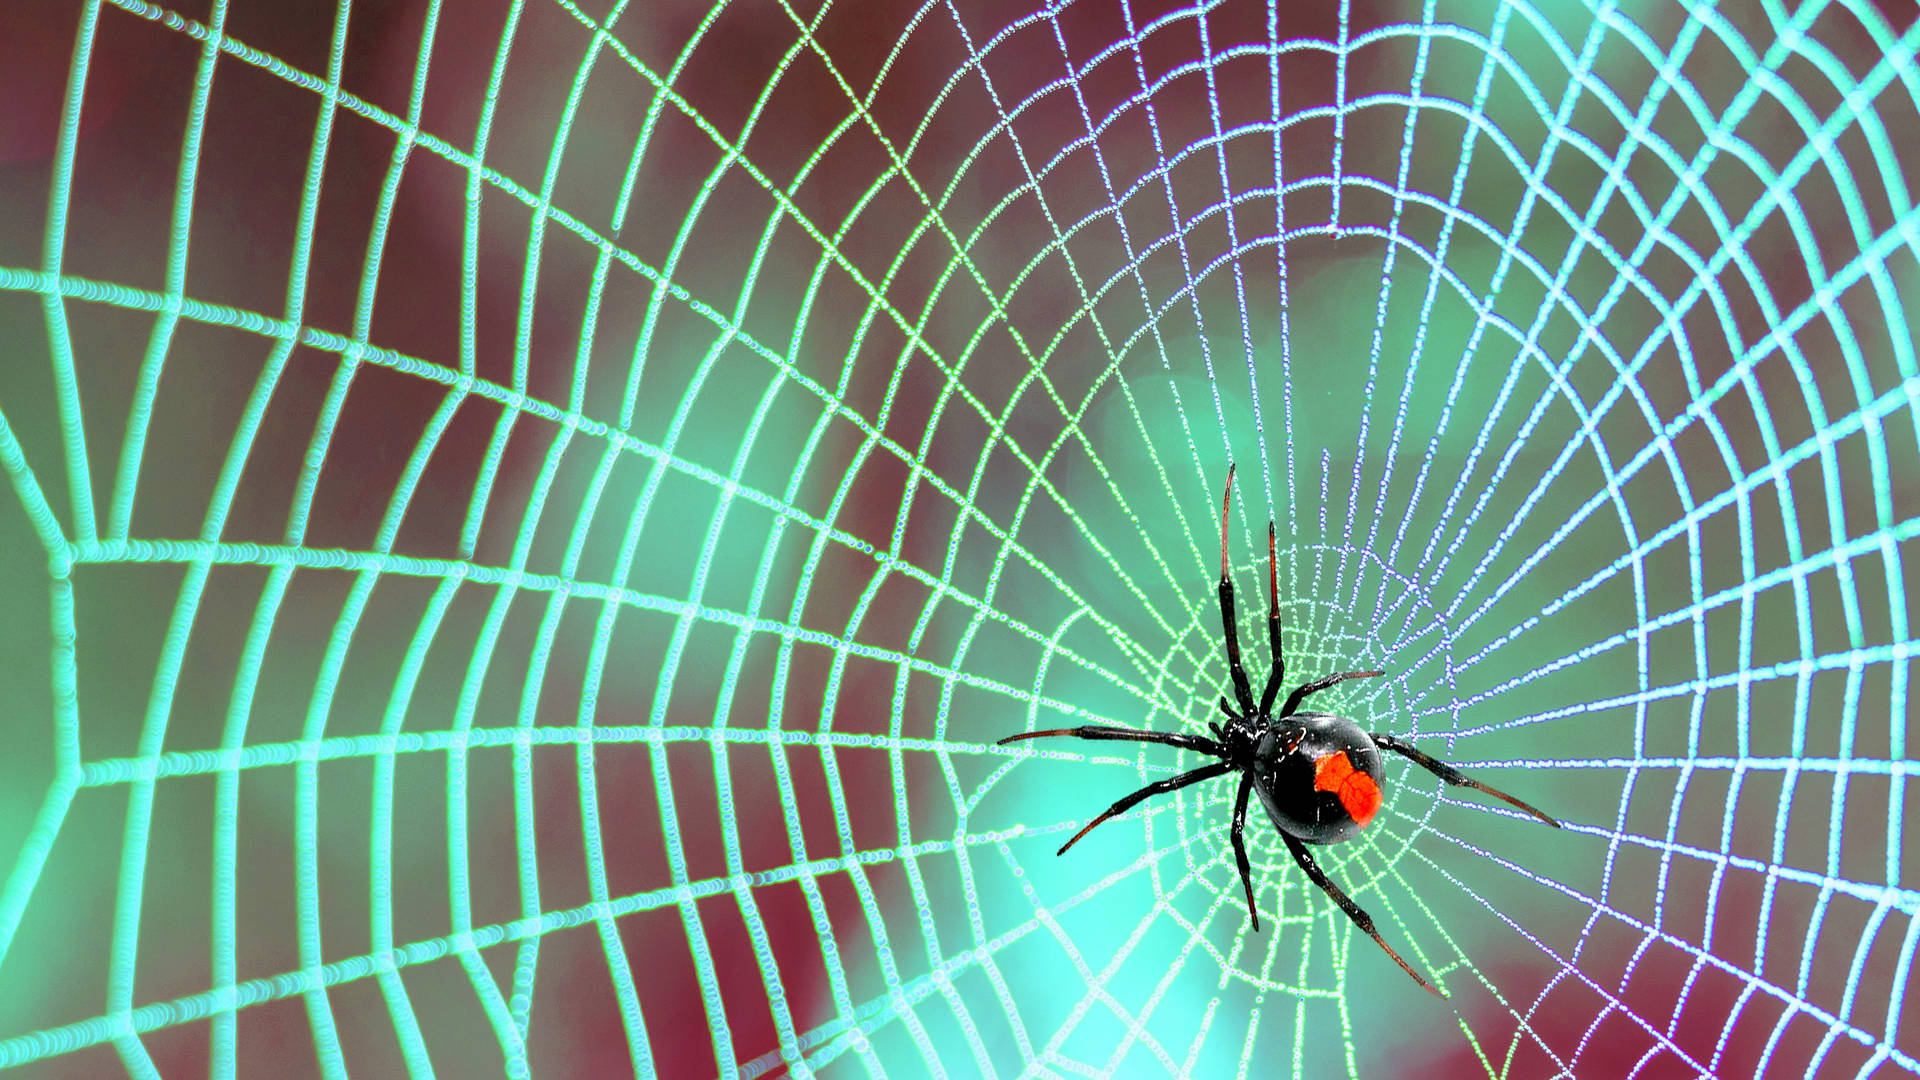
[0,0,1915,1076]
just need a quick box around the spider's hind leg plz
[997,725,1227,758]
[1229,773,1259,931]
[1370,732,1561,828]
[1055,761,1233,855]
[1281,832,1444,998]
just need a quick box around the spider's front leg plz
[1278,669,1385,718]
[1217,465,1257,715]
[1258,521,1288,717]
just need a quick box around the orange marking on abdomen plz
[1313,751,1382,827]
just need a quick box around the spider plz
[998,464,1561,997]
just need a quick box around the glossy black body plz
[996,465,1561,997]
[1252,711,1384,844]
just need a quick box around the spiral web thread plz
[0,0,1915,1076]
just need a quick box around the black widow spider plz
[999,465,1560,997]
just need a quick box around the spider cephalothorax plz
[1000,464,1561,997]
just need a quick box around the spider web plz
[0,0,1915,1076]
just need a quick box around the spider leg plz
[1230,772,1259,931]
[997,725,1227,759]
[1217,465,1258,715]
[1278,670,1385,718]
[1258,521,1287,716]
[1371,733,1562,828]
[1280,832,1444,998]
[1056,761,1233,855]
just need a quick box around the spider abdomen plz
[1254,711,1385,844]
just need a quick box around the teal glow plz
[0,0,1915,1077]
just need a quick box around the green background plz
[0,1,1915,1077]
